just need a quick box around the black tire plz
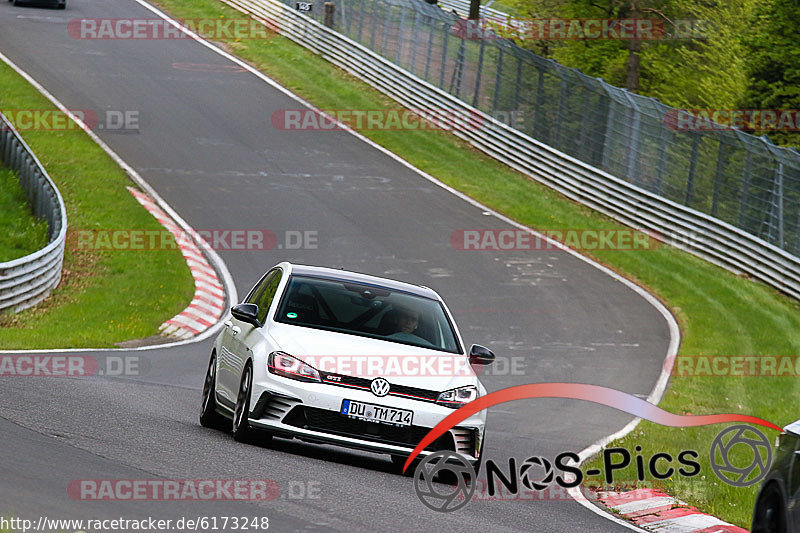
[752,482,787,533]
[232,363,254,443]
[200,351,228,430]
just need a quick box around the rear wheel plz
[200,352,227,430]
[752,482,787,533]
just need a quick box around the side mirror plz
[231,303,262,328]
[469,344,495,365]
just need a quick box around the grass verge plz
[0,167,48,262]
[0,61,194,348]
[132,0,800,525]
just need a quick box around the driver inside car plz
[386,306,431,345]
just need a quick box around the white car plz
[201,262,495,470]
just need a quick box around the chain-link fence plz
[283,0,800,256]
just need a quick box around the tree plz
[503,0,758,109]
[740,0,800,147]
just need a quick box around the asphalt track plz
[0,1,673,531]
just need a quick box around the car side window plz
[246,268,282,324]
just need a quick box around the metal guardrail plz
[436,0,510,26]
[222,0,800,301]
[280,0,800,261]
[0,112,67,313]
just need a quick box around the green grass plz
[0,62,195,348]
[0,167,48,262]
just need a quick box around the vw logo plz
[370,377,391,397]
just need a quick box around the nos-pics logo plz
[414,424,773,512]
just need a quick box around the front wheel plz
[752,482,787,533]
[200,352,227,430]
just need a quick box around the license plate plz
[340,400,413,427]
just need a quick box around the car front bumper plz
[246,375,485,463]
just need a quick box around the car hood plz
[265,322,477,392]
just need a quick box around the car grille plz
[283,406,455,451]
[451,426,477,456]
[252,392,300,421]
[319,372,440,403]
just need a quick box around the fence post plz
[736,129,753,229]
[409,10,421,74]
[795,205,800,256]
[533,68,545,138]
[778,160,785,247]
[621,90,642,184]
[711,140,726,217]
[553,76,568,149]
[655,118,670,195]
[355,0,364,41]
[762,136,786,247]
[512,54,522,113]
[472,36,485,108]
[578,88,591,161]
[395,6,406,64]
[450,35,465,96]
[492,46,504,115]
[380,2,392,55]
[439,21,450,88]
[600,81,617,171]
[685,134,701,207]
[424,15,435,80]
[324,2,335,28]
[368,0,379,49]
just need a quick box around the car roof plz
[284,263,441,300]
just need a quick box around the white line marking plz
[613,497,678,515]
[643,513,728,531]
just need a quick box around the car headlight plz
[436,385,478,408]
[267,351,321,383]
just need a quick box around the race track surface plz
[0,1,672,530]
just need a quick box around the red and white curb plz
[596,489,748,532]
[128,187,226,339]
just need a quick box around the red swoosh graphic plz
[404,383,781,472]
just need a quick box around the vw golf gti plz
[200,262,495,470]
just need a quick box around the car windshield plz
[274,275,461,353]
